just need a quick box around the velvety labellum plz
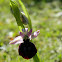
[18,39,37,59]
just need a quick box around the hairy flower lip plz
[18,40,37,59]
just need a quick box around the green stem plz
[33,53,41,62]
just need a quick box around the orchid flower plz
[9,28,40,59]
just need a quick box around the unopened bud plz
[21,12,28,25]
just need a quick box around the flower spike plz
[9,28,40,59]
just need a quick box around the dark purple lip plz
[18,39,37,59]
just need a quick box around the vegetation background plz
[0,0,62,62]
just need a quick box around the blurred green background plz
[0,0,62,62]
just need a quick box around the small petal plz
[27,29,32,37]
[22,28,28,32]
[9,36,23,44]
[19,32,25,38]
[31,30,40,39]
[29,35,31,40]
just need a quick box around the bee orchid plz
[9,28,40,59]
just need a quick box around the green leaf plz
[18,0,32,30]
[10,0,25,32]
[33,53,41,62]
